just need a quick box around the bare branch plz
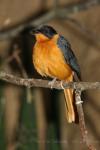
[0,71,100,91]
[75,90,96,150]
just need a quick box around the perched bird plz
[32,25,81,123]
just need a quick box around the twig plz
[12,45,33,103]
[0,71,100,91]
[75,90,96,150]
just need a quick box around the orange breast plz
[33,35,73,80]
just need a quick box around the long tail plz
[64,88,75,123]
[63,74,78,123]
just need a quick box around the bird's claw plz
[60,81,65,89]
[76,100,83,105]
[48,78,57,89]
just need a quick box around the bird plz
[32,25,81,123]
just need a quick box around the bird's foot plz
[76,100,83,105]
[60,81,65,89]
[48,78,57,89]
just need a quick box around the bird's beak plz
[30,28,40,35]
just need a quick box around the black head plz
[32,25,57,38]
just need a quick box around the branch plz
[75,90,96,150]
[0,71,100,91]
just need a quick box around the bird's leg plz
[48,78,57,89]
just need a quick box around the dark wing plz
[57,35,81,80]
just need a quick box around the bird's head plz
[32,25,57,42]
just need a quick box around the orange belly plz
[33,40,73,80]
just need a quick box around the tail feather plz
[64,89,75,123]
